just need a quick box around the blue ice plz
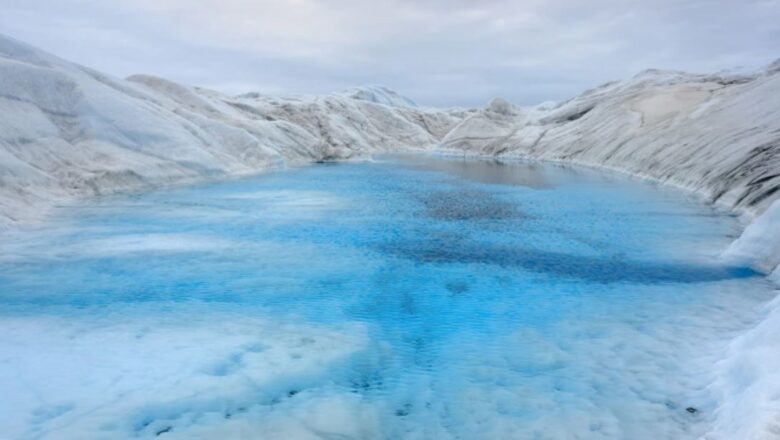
[0,156,775,439]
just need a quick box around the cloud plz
[0,0,778,106]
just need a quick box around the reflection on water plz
[390,154,556,188]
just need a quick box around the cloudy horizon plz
[2,0,779,107]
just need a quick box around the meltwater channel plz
[0,155,775,439]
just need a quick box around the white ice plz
[0,307,368,439]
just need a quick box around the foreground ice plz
[0,309,368,439]
[0,159,776,439]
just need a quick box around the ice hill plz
[0,34,465,226]
[2,34,778,228]
[339,85,419,107]
[2,28,778,277]
[438,67,780,277]
[1,32,778,271]
[2,33,778,223]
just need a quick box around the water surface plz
[0,156,774,439]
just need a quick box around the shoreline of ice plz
[2,33,777,272]
[1,32,779,439]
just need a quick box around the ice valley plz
[1,32,780,439]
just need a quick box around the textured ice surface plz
[340,86,418,107]
[0,157,775,439]
[725,199,780,274]
[706,293,780,440]
[0,34,463,227]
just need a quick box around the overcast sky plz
[1,0,778,107]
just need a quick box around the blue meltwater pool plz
[0,156,775,439]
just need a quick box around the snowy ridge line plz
[1,33,777,265]
[0,33,466,229]
[431,66,780,276]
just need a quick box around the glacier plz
[1,31,779,439]
[1,34,777,264]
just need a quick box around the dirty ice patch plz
[0,306,367,440]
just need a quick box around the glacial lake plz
[0,155,775,439]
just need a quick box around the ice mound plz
[0,33,462,227]
[340,85,417,107]
[724,199,780,274]
[486,97,515,115]
[440,61,780,217]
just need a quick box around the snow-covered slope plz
[339,85,418,107]
[438,64,780,275]
[6,31,773,236]
[0,34,462,226]
[443,67,780,217]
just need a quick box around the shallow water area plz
[0,155,775,439]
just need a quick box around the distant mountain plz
[340,85,418,107]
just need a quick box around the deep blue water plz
[0,156,774,439]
